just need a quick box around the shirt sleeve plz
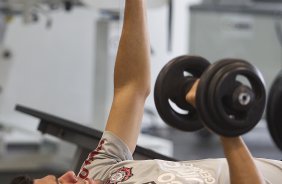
[78,131,133,180]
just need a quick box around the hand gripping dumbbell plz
[154,55,266,136]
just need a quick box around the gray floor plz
[145,119,282,161]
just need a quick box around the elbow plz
[129,78,151,98]
[114,82,151,99]
[140,75,151,98]
[143,84,151,98]
[134,82,151,99]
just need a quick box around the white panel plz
[190,10,282,93]
[1,8,98,130]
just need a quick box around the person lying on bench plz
[10,0,282,184]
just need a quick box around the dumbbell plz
[266,71,282,151]
[154,55,266,136]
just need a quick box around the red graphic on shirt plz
[106,167,133,184]
[78,139,106,179]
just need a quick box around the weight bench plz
[15,105,176,173]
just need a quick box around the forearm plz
[186,80,264,183]
[114,0,151,95]
[220,136,265,184]
[105,0,150,153]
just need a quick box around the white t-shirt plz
[78,131,282,184]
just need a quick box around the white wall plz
[1,8,98,131]
[0,0,201,132]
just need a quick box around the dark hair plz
[10,175,33,184]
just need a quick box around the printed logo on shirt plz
[78,139,106,179]
[106,167,133,184]
[155,160,216,184]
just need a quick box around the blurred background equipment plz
[81,0,168,10]
[190,0,282,94]
[15,105,174,173]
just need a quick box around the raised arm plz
[105,0,150,153]
[188,81,265,184]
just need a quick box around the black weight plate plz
[266,71,282,151]
[196,59,234,134]
[211,61,265,135]
[208,60,265,136]
[154,55,210,131]
[197,59,266,136]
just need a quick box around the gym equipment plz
[81,0,168,10]
[154,56,210,131]
[189,2,282,95]
[154,55,266,136]
[15,105,177,173]
[266,71,282,151]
